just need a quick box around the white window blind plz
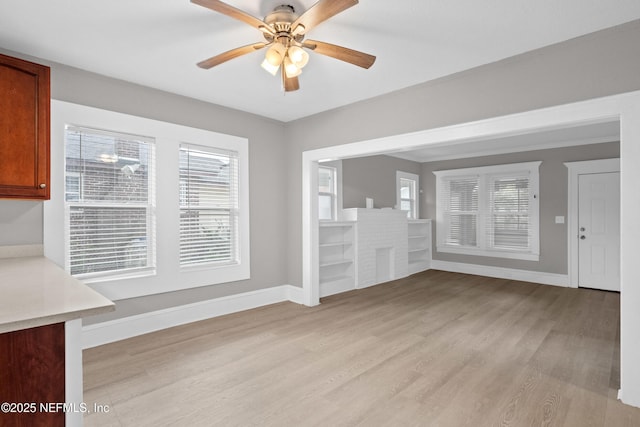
[318,165,337,221]
[65,126,155,277]
[435,161,540,261]
[440,176,479,247]
[179,144,239,266]
[488,175,530,250]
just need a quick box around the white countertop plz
[0,256,115,334]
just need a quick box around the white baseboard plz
[430,260,569,287]
[321,277,355,298]
[82,285,302,349]
[618,389,640,409]
[285,285,304,304]
[0,244,43,259]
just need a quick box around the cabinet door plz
[0,323,65,427]
[0,54,50,199]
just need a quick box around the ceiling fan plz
[191,0,376,92]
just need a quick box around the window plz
[64,126,155,278]
[434,161,541,260]
[318,165,337,221]
[396,171,419,219]
[179,144,238,267]
[441,176,478,247]
[46,101,250,299]
[490,175,530,250]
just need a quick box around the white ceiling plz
[1,1,639,122]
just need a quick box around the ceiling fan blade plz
[191,0,273,34]
[303,40,375,69]
[197,43,267,69]
[282,71,300,92]
[292,0,358,34]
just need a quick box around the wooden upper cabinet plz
[0,53,50,200]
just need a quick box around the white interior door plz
[578,172,620,291]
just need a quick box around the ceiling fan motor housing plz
[264,5,304,44]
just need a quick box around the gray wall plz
[0,48,289,324]
[421,142,620,274]
[285,19,640,287]
[342,155,421,209]
[0,200,42,245]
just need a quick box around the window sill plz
[179,260,239,273]
[79,268,157,284]
[436,245,539,261]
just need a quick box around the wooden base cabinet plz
[0,323,65,427]
[0,53,50,200]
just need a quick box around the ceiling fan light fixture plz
[192,0,376,92]
[261,58,280,76]
[264,43,286,67]
[291,24,306,36]
[284,56,302,78]
[288,45,309,68]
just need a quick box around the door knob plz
[580,235,586,240]
[580,227,586,232]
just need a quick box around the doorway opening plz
[301,90,640,408]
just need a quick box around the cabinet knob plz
[39,183,47,189]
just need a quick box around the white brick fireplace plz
[342,208,409,289]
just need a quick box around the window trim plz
[396,171,419,219]
[434,161,541,261]
[45,100,250,300]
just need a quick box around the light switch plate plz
[555,216,565,224]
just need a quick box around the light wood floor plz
[83,270,640,426]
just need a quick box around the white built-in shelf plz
[319,241,353,248]
[318,217,433,296]
[320,259,353,268]
[408,247,430,254]
[319,221,356,297]
[407,219,432,275]
[320,274,351,283]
